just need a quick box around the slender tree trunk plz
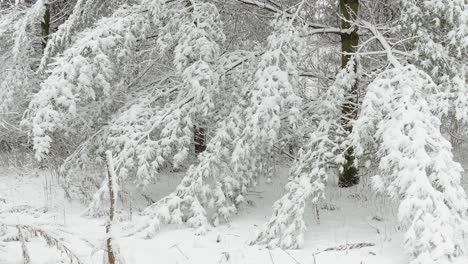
[185,0,207,155]
[41,1,50,50]
[338,0,359,187]
[34,1,50,168]
[105,152,116,264]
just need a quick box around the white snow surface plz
[1,164,467,264]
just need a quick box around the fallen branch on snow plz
[312,242,375,256]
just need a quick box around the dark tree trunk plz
[105,152,116,264]
[338,0,360,188]
[41,2,50,50]
[185,0,207,156]
[194,126,206,155]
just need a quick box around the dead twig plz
[16,224,84,264]
[312,242,375,256]
[268,249,275,264]
[170,244,189,260]
[280,248,303,264]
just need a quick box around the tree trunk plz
[41,1,50,50]
[186,0,207,156]
[339,0,359,188]
[194,126,206,155]
[105,152,116,264]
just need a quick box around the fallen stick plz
[312,242,375,256]
[170,244,189,260]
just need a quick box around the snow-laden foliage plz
[204,15,304,221]
[11,0,46,62]
[132,104,246,236]
[131,14,305,237]
[400,0,468,122]
[38,0,128,71]
[2,0,468,262]
[353,65,468,264]
[106,1,225,186]
[0,2,44,145]
[126,53,259,235]
[25,4,149,161]
[228,16,303,193]
[173,2,225,117]
[252,59,357,249]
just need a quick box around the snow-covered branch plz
[353,65,468,264]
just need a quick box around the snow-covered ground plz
[0,163,466,264]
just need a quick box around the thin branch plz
[235,0,283,13]
[359,20,402,68]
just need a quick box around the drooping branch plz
[235,0,282,14]
[236,0,349,35]
[353,65,468,264]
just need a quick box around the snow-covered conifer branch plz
[252,59,357,249]
[11,0,47,62]
[104,1,225,186]
[38,0,129,71]
[107,92,194,185]
[226,10,304,200]
[130,10,306,236]
[26,4,149,161]
[353,65,468,264]
[399,0,468,123]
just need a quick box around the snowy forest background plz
[0,0,468,263]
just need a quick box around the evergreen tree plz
[1,1,467,262]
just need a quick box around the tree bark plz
[41,1,50,50]
[105,152,116,264]
[185,0,207,156]
[194,126,206,155]
[338,0,359,188]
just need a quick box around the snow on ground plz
[0,162,467,264]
